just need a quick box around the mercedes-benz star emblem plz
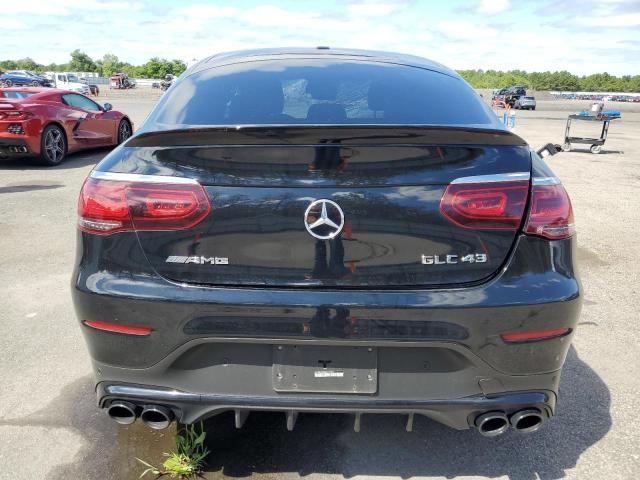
[304,199,345,240]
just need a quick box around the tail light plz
[440,180,529,230]
[524,182,575,240]
[78,176,211,235]
[0,110,33,121]
[440,175,575,240]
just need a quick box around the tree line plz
[0,50,187,79]
[458,69,640,92]
[1,50,639,91]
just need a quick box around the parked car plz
[514,96,537,110]
[80,78,100,96]
[0,70,52,87]
[0,87,132,165]
[73,48,580,437]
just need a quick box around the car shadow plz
[0,147,112,171]
[0,346,609,480]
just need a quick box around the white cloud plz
[347,2,405,17]
[1,1,638,76]
[437,20,499,40]
[181,4,238,19]
[4,0,142,15]
[574,12,640,27]
[5,19,26,29]
[476,0,511,14]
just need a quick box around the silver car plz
[515,96,536,110]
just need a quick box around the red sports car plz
[0,87,132,166]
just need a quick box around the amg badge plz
[165,256,229,265]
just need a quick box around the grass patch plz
[137,422,210,478]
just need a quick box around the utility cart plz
[562,112,620,154]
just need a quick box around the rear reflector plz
[501,328,571,343]
[440,180,529,230]
[524,184,575,240]
[78,177,211,235]
[83,320,153,336]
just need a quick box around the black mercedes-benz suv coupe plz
[72,48,581,437]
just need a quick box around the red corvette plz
[0,87,132,166]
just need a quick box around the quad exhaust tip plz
[475,408,545,436]
[475,411,510,437]
[140,405,174,430]
[510,408,544,433]
[8,146,28,153]
[107,400,138,425]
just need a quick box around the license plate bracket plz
[273,345,377,394]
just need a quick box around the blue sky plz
[3,0,639,75]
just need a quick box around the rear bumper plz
[0,137,31,159]
[98,382,555,430]
[73,234,581,429]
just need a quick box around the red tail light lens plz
[0,111,32,121]
[524,184,575,240]
[501,328,571,343]
[440,181,529,230]
[78,177,211,235]
[84,320,153,336]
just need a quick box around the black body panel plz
[73,234,581,374]
[98,141,531,288]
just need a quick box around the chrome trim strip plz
[89,171,198,185]
[451,172,530,184]
[532,176,561,186]
[101,384,549,409]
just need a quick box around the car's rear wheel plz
[39,125,67,166]
[4,80,13,87]
[117,119,132,144]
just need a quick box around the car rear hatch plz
[111,126,531,288]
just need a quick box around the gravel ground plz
[0,94,638,480]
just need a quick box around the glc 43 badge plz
[421,253,487,265]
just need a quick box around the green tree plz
[15,57,41,71]
[68,49,97,72]
[0,60,18,71]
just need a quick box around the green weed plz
[137,422,210,478]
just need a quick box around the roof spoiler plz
[126,125,527,147]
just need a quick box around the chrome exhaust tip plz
[140,405,174,430]
[107,400,138,425]
[475,411,509,437]
[510,409,544,433]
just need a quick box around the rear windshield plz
[1,91,35,99]
[148,59,496,127]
